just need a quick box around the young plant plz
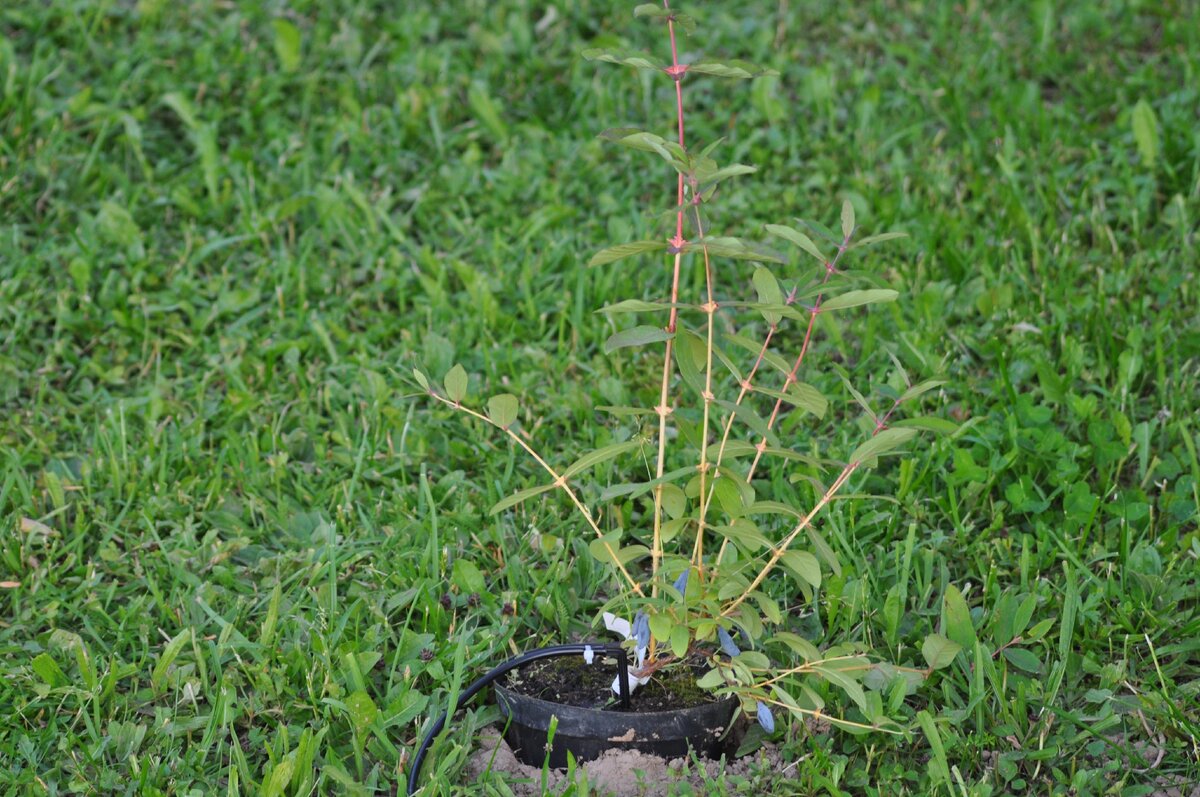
[417,3,953,735]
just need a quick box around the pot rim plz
[493,675,737,721]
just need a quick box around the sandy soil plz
[466,732,783,795]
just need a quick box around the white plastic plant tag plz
[611,669,651,696]
[603,612,631,639]
[583,645,594,664]
[602,612,651,695]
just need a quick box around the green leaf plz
[849,428,917,464]
[443,364,468,403]
[649,613,674,642]
[899,379,946,403]
[850,231,908,249]
[468,82,509,142]
[589,239,669,268]
[582,48,667,71]
[892,416,959,435]
[696,668,726,689]
[764,224,825,263]
[814,665,867,711]
[745,500,801,519]
[752,267,783,325]
[716,400,781,448]
[820,289,899,312]
[670,624,690,658]
[345,690,378,733]
[781,550,821,588]
[701,163,757,185]
[599,465,694,501]
[684,236,783,263]
[31,652,67,688]
[487,394,519,428]
[840,199,855,239]
[1131,99,1159,168]
[750,383,827,420]
[490,482,556,515]
[713,519,770,552]
[633,4,698,33]
[921,633,962,670]
[770,632,820,661]
[604,325,673,353]
[806,527,842,576]
[561,440,641,479]
[722,441,822,469]
[597,299,672,314]
[452,559,486,594]
[263,759,295,797]
[661,482,687,520]
[597,128,686,168]
[674,328,707,399]
[588,531,623,566]
[1002,647,1042,673]
[687,58,778,79]
[272,19,302,73]
[917,711,952,785]
[152,628,192,694]
[595,405,656,417]
[589,533,648,567]
[412,368,429,391]
[942,584,977,652]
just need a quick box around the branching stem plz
[430,392,644,596]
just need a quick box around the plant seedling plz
[418,1,953,735]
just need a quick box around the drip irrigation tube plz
[405,642,631,796]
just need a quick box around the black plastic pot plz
[494,656,737,768]
[405,643,735,795]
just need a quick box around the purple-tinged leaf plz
[717,627,741,657]
[756,701,776,733]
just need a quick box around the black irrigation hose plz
[406,642,632,796]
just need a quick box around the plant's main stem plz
[650,0,689,596]
[691,204,717,573]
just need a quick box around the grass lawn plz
[2,1,1198,794]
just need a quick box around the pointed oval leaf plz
[443,364,468,403]
[850,428,917,465]
[487,394,519,428]
[899,379,946,403]
[922,633,962,670]
[850,231,908,250]
[582,48,666,71]
[687,58,778,79]
[892,416,959,435]
[841,199,855,239]
[764,224,826,263]
[752,266,783,325]
[491,482,557,515]
[820,289,899,312]
[684,236,783,263]
[605,326,673,354]
[561,440,641,479]
[589,240,668,268]
[781,550,821,588]
[597,299,673,314]
[942,584,978,652]
[1002,647,1042,674]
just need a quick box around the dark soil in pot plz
[494,652,736,768]
[502,656,714,711]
